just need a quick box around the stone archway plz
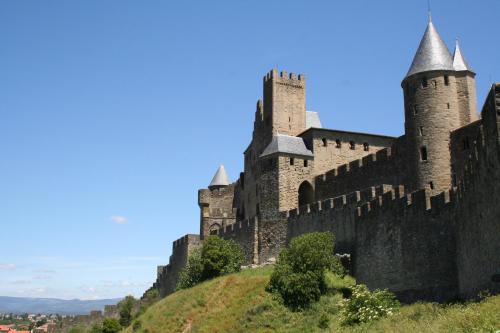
[298,181,314,207]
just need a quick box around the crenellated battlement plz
[263,69,305,84]
[172,234,201,249]
[318,147,393,183]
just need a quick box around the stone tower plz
[198,165,236,239]
[452,40,478,123]
[252,69,306,155]
[402,18,477,194]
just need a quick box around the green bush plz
[340,284,400,325]
[267,232,343,310]
[177,247,203,290]
[118,295,136,327]
[201,236,244,279]
[101,318,122,333]
[177,236,244,290]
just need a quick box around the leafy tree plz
[177,247,203,290]
[201,236,244,279]
[118,295,136,327]
[102,318,122,333]
[89,323,103,333]
[177,236,244,290]
[267,232,343,310]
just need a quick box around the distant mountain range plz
[0,296,122,315]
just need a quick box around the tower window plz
[290,157,294,165]
[444,75,449,86]
[349,141,355,150]
[413,105,418,115]
[304,160,308,167]
[447,103,450,109]
[422,77,428,88]
[363,142,369,151]
[322,138,327,147]
[433,80,437,88]
[463,137,470,150]
[419,126,424,136]
[335,139,341,148]
[420,146,428,161]
[429,181,434,189]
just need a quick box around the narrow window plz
[304,160,308,167]
[433,80,437,88]
[413,105,418,115]
[444,75,449,86]
[420,146,428,161]
[422,77,428,88]
[322,138,327,147]
[463,137,470,150]
[349,141,355,150]
[290,157,294,165]
[363,142,369,151]
[447,103,450,109]
[289,117,291,122]
[256,204,260,214]
[335,139,341,148]
[429,181,434,189]
[419,126,424,136]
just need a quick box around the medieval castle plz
[145,18,500,303]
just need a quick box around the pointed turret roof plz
[208,165,230,189]
[406,19,454,78]
[453,40,473,72]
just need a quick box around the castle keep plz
[145,19,500,302]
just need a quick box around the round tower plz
[402,18,463,194]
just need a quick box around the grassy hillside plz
[124,267,500,333]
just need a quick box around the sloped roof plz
[260,134,313,158]
[406,19,454,78]
[209,165,230,188]
[453,40,473,72]
[306,111,322,129]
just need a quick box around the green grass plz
[123,267,500,333]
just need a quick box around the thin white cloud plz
[110,215,127,224]
[0,263,16,270]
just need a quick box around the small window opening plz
[447,103,450,109]
[349,141,355,150]
[304,160,308,167]
[419,126,424,136]
[433,80,437,88]
[322,138,327,147]
[463,137,470,150]
[363,142,369,151]
[289,125,291,130]
[444,75,449,86]
[422,77,428,88]
[413,105,418,115]
[335,139,341,148]
[289,117,291,122]
[429,181,434,190]
[420,146,428,161]
[290,157,294,165]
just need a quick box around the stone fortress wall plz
[143,19,499,303]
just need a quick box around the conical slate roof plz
[453,40,473,72]
[406,19,454,78]
[209,165,230,188]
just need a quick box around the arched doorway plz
[298,181,314,207]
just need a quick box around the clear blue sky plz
[1,0,499,300]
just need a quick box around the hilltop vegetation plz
[122,266,500,333]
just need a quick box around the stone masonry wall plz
[198,184,237,239]
[287,185,394,255]
[314,137,409,201]
[299,128,395,177]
